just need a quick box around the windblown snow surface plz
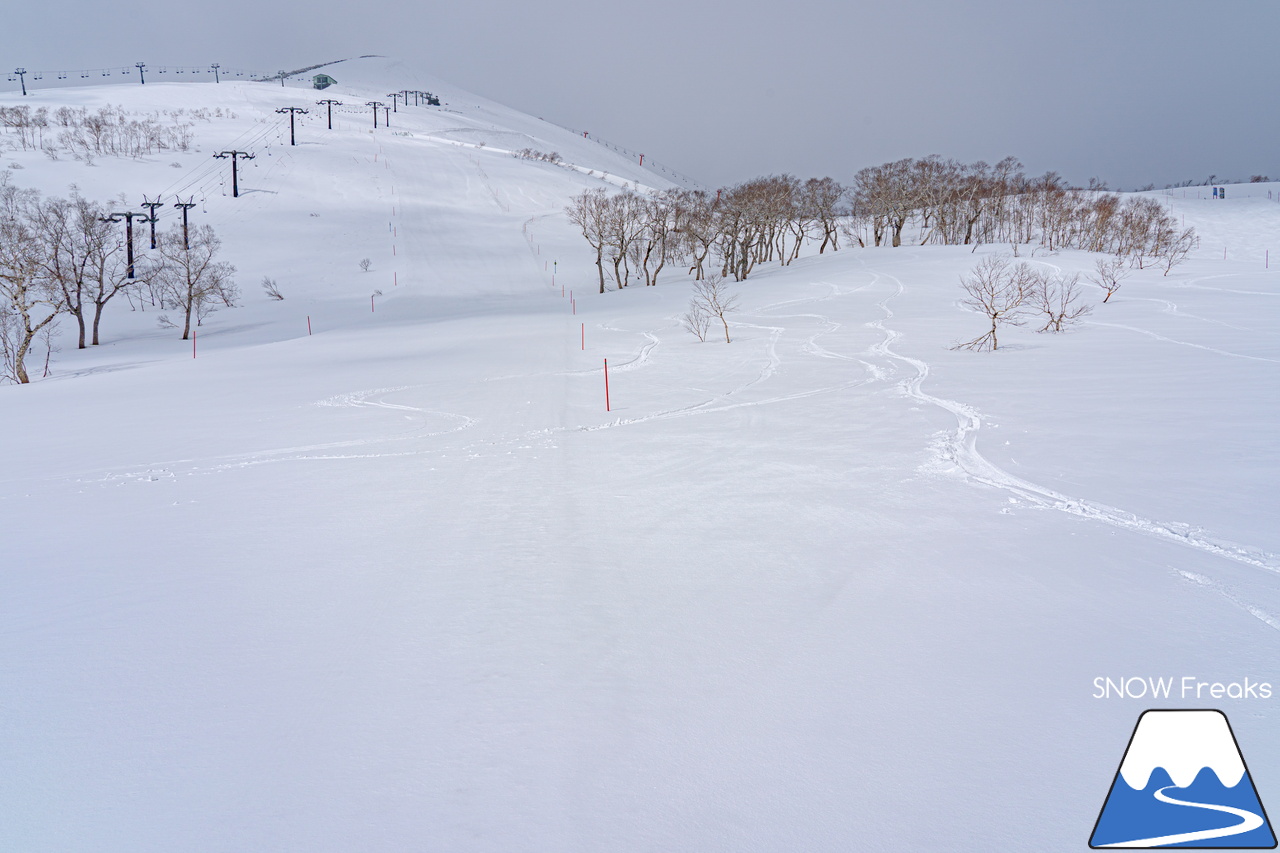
[2,57,1278,852]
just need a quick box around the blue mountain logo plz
[1091,709,1276,848]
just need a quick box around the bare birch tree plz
[690,274,738,343]
[565,188,611,294]
[0,182,62,383]
[153,224,237,340]
[953,256,1029,352]
[1086,256,1129,303]
[1028,270,1091,332]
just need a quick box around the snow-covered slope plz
[2,59,1279,853]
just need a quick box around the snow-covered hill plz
[2,57,1279,852]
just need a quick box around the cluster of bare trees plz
[513,148,562,164]
[954,256,1092,352]
[567,155,1199,297]
[566,176,845,293]
[845,156,1196,273]
[0,179,237,384]
[0,104,213,162]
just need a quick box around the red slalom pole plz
[604,358,610,412]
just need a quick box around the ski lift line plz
[0,64,266,91]
[156,115,283,198]
[537,117,701,187]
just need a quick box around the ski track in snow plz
[70,387,478,485]
[1085,320,1280,363]
[578,281,877,430]
[41,259,1280,603]
[1174,570,1280,633]
[1174,272,1280,299]
[1119,292,1254,332]
[864,263,1280,588]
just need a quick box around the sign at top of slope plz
[1090,710,1276,848]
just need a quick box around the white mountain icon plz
[1090,710,1276,849]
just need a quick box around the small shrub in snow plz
[689,275,738,343]
[1028,271,1091,333]
[1086,256,1129,303]
[261,276,284,300]
[683,305,710,342]
[359,258,372,273]
[953,255,1031,352]
[514,148,562,165]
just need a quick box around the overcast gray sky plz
[4,0,1277,189]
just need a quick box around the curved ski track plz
[862,262,1280,610]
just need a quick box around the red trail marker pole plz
[192,328,196,358]
[371,295,375,313]
[604,358,610,412]
[581,322,585,350]
[307,315,312,335]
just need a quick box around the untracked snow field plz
[2,57,1279,852]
